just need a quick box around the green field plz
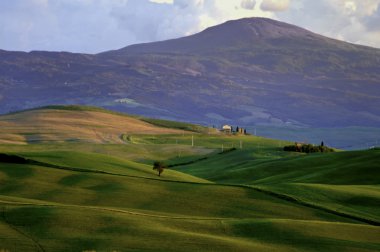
[0,107,379,251]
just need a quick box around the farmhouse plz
[222,125,232,133]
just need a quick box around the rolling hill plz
[0,106,379,251]
[173,147,380,225]
[1,18,380,128]
[0,105,195,144]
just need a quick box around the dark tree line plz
[283,142,334,153]
[231,126,247,134]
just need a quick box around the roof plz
[222,125,232,130]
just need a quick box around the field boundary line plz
[0,206,45,252]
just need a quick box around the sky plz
[0,0,379,53]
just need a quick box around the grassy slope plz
[12,150,208,183]
[0,162,348,220]
[1,204,379,252]
[173,148,380,224]
[0,142,379,251]
[0,160,379,251]
[175,149,380,185]
[0,141,214,165]
[2,203,379,252]
[0,106,379,251]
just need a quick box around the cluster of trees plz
[233,126,247,134]
[283,141,334,153]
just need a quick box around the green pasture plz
[0,107,379,251]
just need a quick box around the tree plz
[236,126,239,133]
[153,161,166,176]
[321,141,324,147]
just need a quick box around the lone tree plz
[153,161,166,176]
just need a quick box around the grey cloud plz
[110,0,204,43]
[0,0,134,53]
[277,0,380,48]
[241,0,256,10]
[364,5,380,31]
[0,0,235,53]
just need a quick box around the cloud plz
[110,0,272,44]
[1,0,380,53]
[260,0,290,12]
[241,0,256,10]
[325,0,379,17]
[0,0,273,53]
[364,5,380,31]
[276,0,380,48]
[0,0,131,53]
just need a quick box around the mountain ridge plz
[102,17,364,56]
[1,17,380,127]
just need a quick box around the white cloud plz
[260,0,290,12]
[344,1,357,15]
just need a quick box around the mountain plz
[1,17,380,127]
[105,18,336,54]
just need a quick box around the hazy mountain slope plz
[1,18,380,127]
